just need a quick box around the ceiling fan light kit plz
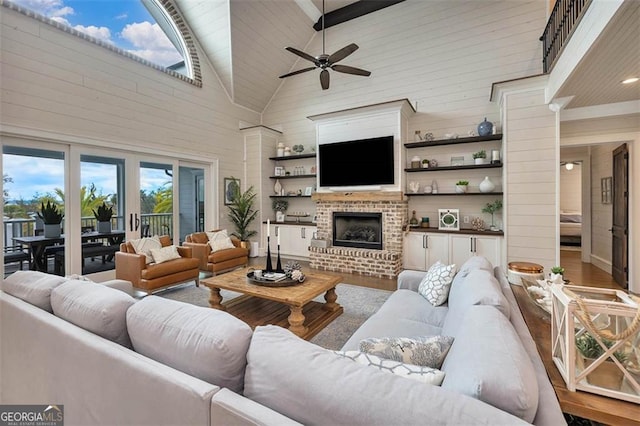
[279,0,371,90]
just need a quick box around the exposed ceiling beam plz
[312,0,405,31]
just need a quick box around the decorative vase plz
[277,142,285,157]
[97,221,111,233]
[479,176,495,193]
[474,158,486,165]
[410,210,419,227]
[477,118,493,136]
[274,179,282,195]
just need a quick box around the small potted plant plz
[455,180,469,194]
[549,266,565,284]
[272,199,288,223]
[482,199,503,231]
[38,201,64,238]
[93,202,114,233]
[576,332,628,390]
[473,150,487,165]
[421,159,430,168]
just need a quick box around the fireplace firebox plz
[332,212,383,250]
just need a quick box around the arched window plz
[5,0,201,86]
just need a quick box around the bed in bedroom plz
[560,212,582,246]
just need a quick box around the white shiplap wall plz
[262,0,546,240]
[0,6,260,232]
[503,88,557,272]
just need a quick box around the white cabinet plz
[404,232,502,271]
[403,232,449,271]
[450,234,501,268]
[268,224,316,259]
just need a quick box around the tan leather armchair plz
[184,231,249,275]
[115,235,200,292]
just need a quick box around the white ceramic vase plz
[274,179,282,195]
[479,176,495,193]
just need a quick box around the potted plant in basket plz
[272,199,288,223]
[227,182,259,249]
[473,150,487,165]
[455,180,469,194]
[93,202,114,233]
[576,332,628,390]
[38,201,64,238]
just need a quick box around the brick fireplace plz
[309,192,407,279]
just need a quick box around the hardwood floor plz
[560,249,622,290]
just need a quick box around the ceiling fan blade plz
[331,64,371,76]
[279,67,317,79]
[320,69,330,90]
[328,43,359,64]
[285,47,318,64]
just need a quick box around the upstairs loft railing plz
[540,0,592,73]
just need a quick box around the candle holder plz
[275,244,284,273]
[265,236,274,272]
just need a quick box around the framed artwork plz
[274,166,284,176]
[224,177,240,205]
[601,176,612,204]
[304,186,313,196]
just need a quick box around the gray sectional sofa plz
[0,256,565,425]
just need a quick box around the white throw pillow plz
[418,261,457,306]
[150,245,182,264]
[207,230,236,252]
[334,350,445,385]
[359,335,454,369]
[129,236,162,264]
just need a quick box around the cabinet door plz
[273,225,295,256]
[291,226,316,256]
[425,233,449,267]
[474,236,501,267]
[450,235,473,267]
[404,232,428,270]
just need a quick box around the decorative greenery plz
[37,201,63,225]
[422,159,430,164]
[551,266,565,275]
[472,150,487,159]
[482,199,503,228]
[227,183,259,241]
[576,333,628,363]
[292,144,304,154]
[272,199,289,212]
[456,180,469,186]
[92,202,114,222]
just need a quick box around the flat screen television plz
[319,136,394,187]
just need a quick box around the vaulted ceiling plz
[174,0,639,115]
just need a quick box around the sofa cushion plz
[442,268,510,337]
[375,289,448,326]
[441,305,539,423]
[140,257,199,280]
[129,236,162,264]
[342,316,443,352]
[359,335,454,368]
[418,261,457,306]
[190,232,209,244]
[334,350,445,385]
[244,325,528,425]
[150,245,182,264]
[209,246,247,263]
[51,280,136,347]
[2,271,66,312]
[207,230,236,252]
[126,296,252,393]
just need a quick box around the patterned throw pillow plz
[150,245,182,264]
[418,261,457,306]
[333,350,445,385]
[129,236,162,264]
[359,335,454,369]
[206,230,236,253]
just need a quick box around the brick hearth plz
[309,192,407,279]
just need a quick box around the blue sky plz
[3,154,169,203]
[12,0,182,66]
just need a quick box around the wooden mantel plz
[312,191,406,202]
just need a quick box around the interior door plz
[611,144,628,288]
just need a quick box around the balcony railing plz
[540,0,592,73]
[3,213,173,248]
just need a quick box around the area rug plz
[158,282,391,350]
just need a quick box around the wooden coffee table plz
[201,268,343,340]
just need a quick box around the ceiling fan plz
[279,0,371,90]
